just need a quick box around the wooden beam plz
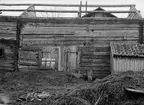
[0,9,138,13]
[0,9,25,12]
[0,15,142,24]
[0,16,18,22]
[78,1,82,17]
[0,4,135,7]
[20,17,141,24]
[85,1,87,15]
[126,88,144,94]
[139,21,143,44]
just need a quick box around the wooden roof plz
[111,42,144,57]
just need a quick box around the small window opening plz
[41,52,56,69]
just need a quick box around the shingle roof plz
[110,42,144,57]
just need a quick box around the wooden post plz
[139,21,143,44]
[85,1,87,15]
[78,1,82,17]
[15,19,22,71]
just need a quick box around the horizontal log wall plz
[20,22,139,78]
[0,40,16,71]
[21,23,139,46]
[19,47,40,70]
[0,22,17,40]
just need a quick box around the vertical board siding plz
[113,57,144,72]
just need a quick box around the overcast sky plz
[0,0,144,17]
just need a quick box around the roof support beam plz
[0,4,135,7]
[0,9,139,13]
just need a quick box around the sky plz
[0,0,144,17]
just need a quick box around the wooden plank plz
[22,26,80,33]
[20,18,141,24]
[81,46,110,52]
[21,47,41,51]
[25,23,88,27]
[80,59,110,64]
[0,33,16,36]
[22,35,138,41]
[0,4,134,7]
[0,66,14,71]
[22,31,139,37]
[0,16,18,22]
[19,55,38,60]
[22,34,139,40]
[22,40,138,47]
[80,63,109,67]
[0,36,16,40]
[0,15,141,24]
[19,60,38,66]
[0,62,14,67]
[126,88,144,94]
[0,9,137,13]
[0,59,14,63]
[81,52,110,55]
[0,30,16,34]
[25,23,139,28]
[88,28,138,31]
[22,26,85,31]
[22,26,138,34]
[22,38,138,46]
[76,30,139,36]
[21,41,135,47]
[89,24,139,28]
[81,56,110,61]
[19,51,38,60]
[18,65,39,69]
[0,22,17,27]
[0,26,16,31]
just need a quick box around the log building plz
[0,4,143,78]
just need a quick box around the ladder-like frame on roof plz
[0,3,142,18]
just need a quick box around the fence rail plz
[0,4,135,7]
[0,3,141,18]
[0,9,139,13]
